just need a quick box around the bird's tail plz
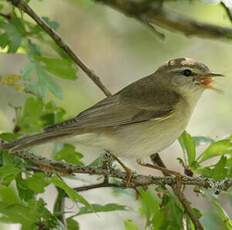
[0,131,71,152]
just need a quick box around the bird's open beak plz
[198,73,224,88]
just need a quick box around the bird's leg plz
[114,155,133,187]
[102,152,114,183]
[105,151,134,186]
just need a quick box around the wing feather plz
[45,80,180,132]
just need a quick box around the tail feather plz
[0,131,71,151]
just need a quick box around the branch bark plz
[96,0,232,41]
[9,150,232,193]
[7,0,112,97]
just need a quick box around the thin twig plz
[137,159,181,176]
[53,188,66,225]
[74,181,122,192]
[7,0,112,97]
[150,153,203,230]
[96,0,232,41]
[221,2,232,24]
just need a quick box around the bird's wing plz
[45,88,180,132]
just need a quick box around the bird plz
[0,57,223,160]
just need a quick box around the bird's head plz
[156,57,223,97]
[157,58,223,90]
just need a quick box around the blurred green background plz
[0,0,232,229]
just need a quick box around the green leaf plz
[159,193,184,230]
[38,56,77,80]
[24,172,50,193]
[42,17,59,30]
[67,217,79,230]
[78,203,127,215]
[124,219,140,230]
[0,132,20,142]
[36,64,63,99]
[202,192,232,230]
[0,33,9,49]
[197,137,232,163]
[198,156,228,180]
[21,61,63,99]
[179,131,196,166]
[41,101,66,125]
[17,97,66,133]
[0,185,20,205]
[0,192,60,229]
[0,165,21,185]
[3,14,24,53]
[54,144,83,165]
[51,175,91,208]
[16,175,35,201]
[139,188,160,222]
[18,97,44,133]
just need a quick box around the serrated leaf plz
[197,137,232,163]
[0,185,20,205]
[3,14,25,53]
[0,193,59,229]
[54,144,83,165]
[24,172,49,193]
[16,175,35,201]
[38,56,77,80]
[18,97,44,132]
[179,131,196,166]
[36,65,63,99]
[0,165,21,185]
[21,61,63,99]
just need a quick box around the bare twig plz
[150,153,203,230]
[0,12,12,20]
[137,159,181,176]
[74,181,122,192]
[7,0,112,97]
[96,0,232,41]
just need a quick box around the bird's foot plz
[105,151,134,187]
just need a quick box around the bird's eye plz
[182,69,192,77]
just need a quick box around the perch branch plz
[7,150,232,192]
[7,0,112,97]
[96,0,232,41]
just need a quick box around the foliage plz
[0,0,231,230]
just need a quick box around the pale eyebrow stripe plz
[167,67,199,73]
